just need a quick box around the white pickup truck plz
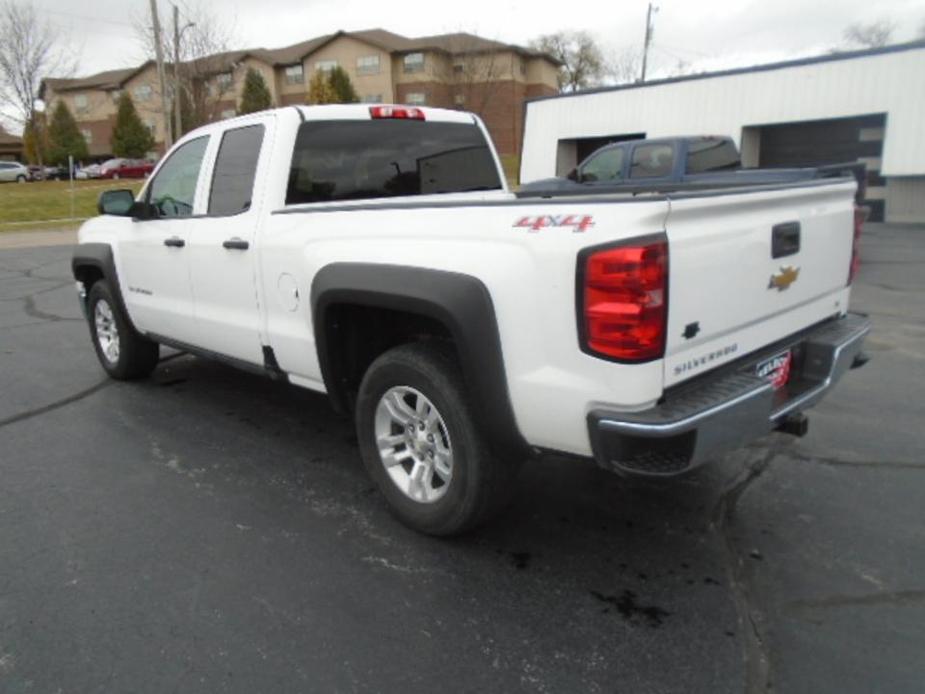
[72,104,870,535]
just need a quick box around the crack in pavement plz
[0,379,112,430]
[784,589,925,615]
[712,447,777,694]
[22,293,82,323]
[778,448,925,471]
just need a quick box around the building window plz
[453,63,464,74]
[357,55,380,75]
[80,128,92,144]
[74,94,88,113]
[110,89,122,102]
[403,52,424,73]
[361,94,383,103]
[220,109,236,120]
[133,84,153,102]
[284,64,304,85]
[405,92,426,105]
[217,72,233,90]
[145,120,157,137]
[454,93,465,106]
[315,59,337,73]
[520,61,527,76]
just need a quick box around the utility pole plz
[640,2,658,83]
[173,4,181,143]
[149,0,173,148]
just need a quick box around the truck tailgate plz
[663,180,856,387]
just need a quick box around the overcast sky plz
[33,0,924,81]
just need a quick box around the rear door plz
[184,117,272,365]
[662,180,856,387]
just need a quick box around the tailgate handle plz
[772,222,800,259]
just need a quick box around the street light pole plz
[173,4,181,142]
[640,2,658,83]
[171,5,194,144]
[149,0,172,149]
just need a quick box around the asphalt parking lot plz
[1,223,923,693]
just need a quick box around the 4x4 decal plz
[514,215,595,233]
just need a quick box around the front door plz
[117,135,210,344]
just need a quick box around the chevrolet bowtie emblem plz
[768,266,800,291]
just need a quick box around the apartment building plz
[39,29,560,159]
[0,125,23,161]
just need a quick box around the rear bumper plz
[588,312,871,476]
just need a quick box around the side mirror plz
[97,189,136,216]
[567,168,579,182]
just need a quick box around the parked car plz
[43,165,73,181]
[518,136,843,195]
[73,104,869,535]
[75,163,103,180]
[0,161,31,183]
[99,158,155,179]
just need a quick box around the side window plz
[580,147,624,182]
[286,120,501,205]
[208,124,265,216]
[146,136,209,218]
[686,138,741,173]
[630,144,674,179]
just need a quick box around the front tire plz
[16,175,25,183]
[356,342,520,536]
[87,281,159,380]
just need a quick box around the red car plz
[99,158,155,179]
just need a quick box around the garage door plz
[758,113,886,221]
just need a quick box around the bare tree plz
[530,31,607,92]
[134,1,238,135]
[843,19,895,48]
[607,47,642,85]
[0,0,74,138]
[434,35,507,119]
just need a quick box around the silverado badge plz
[768,266,800,292]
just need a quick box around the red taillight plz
[848,205,867,285]
[369,105,425,120]
[580,238,668,362]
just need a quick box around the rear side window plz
[286,119,501,205]
[208,124,265,216]
[580,147,624,182]
[630,144,674,179]
[686,138,740,173]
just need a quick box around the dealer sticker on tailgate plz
[756,350,792,389]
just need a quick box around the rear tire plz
[87,281,159,380]
[16,175,25,183]
[356,342,521,536]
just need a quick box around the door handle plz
[223,238,250,250]
[163,236,185,248]
[771,222,800,258]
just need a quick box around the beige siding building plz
[40,29,560,160]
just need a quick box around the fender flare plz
[311,263,527,454]
[71,242,138,331]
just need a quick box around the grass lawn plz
[499,154,520,189]
[0,179,144,233]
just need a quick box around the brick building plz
[39,29,560,159]
[0,125,23,161]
